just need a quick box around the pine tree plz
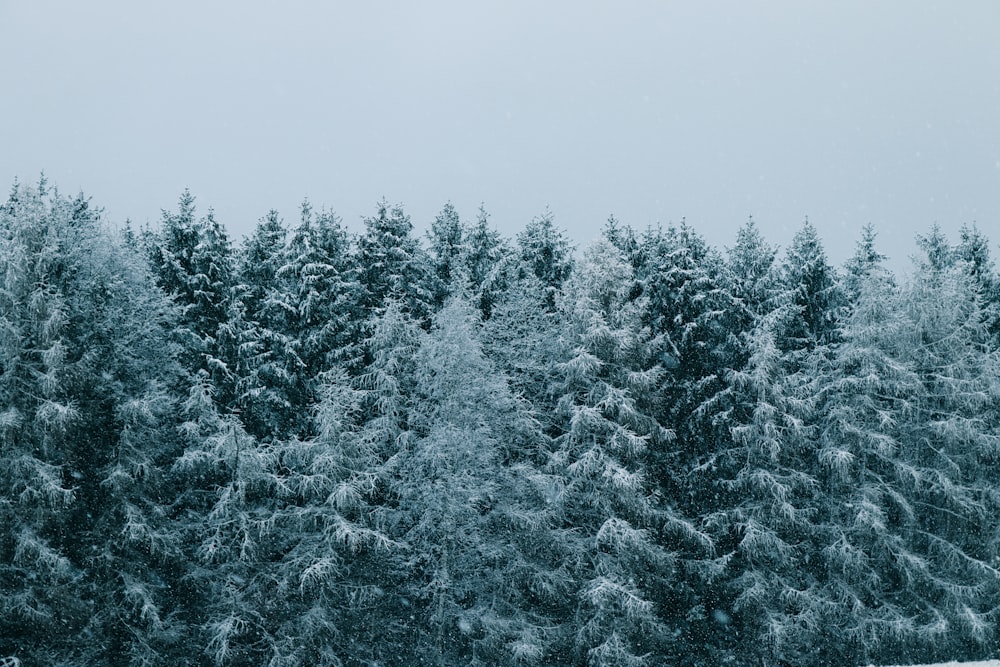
[719,218,782,371]
[955,224,1000,342]
[517,210,574,312]
[0,182,187,665]
[427,202,466,303]
[699,311,823,664]
[843,224,891,305]
[462,205,511,320]
[357,200,437,326]
[392,297,556,665]
[812,257,1000,665]
[915,223,954,273]
[238,209,287,325]
[545,240,708,666]
[146,191,238,404]
[779,219,842,353]
[631,222,730,514]
[171,375,284,666]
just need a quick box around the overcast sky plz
[2,1,998,271]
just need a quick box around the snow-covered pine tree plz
[461,205,512,320]
[545,239,709,666]
[170,374,284,666]
[697,309,823,665]
[0,181,187,665]
[262,368,396,667]
[723,218,780,336]
[811,248,1000,666]
[630,222,730,521]
[955,224,1000,343]
[427,202,466,305]
[266,202,359,436]
[145,191,238,406]
[390,296,558,665]
[357,200,438,327]
[842,224,892,307]
[517,210,574,313]
[779,219,842,355]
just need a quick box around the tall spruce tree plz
[390,297,556,665]
[545,240,710,666]
[462,205,511,320]
[357,201,437,326]
[0,182,187,665]
[812,253,1000,666]
[517,211,574,313]
[779,220,842,353]
[146,191,238,405]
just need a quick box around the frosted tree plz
[811,255,1000,666]
[264,370,395,667]
[779,220,842,354]
[601,216,640,267]
[230,210,295,438]
[391,296,557,665]
[715,217,784,380]
[170,373,286,666]
[915,223,953,273]
[427,202,466,304]
[262,202,359,436]
[238,209,287,326]
[357,200,438,326]
[955,224,999,342]
[724,218,780,331]
[0,182,186,665]
[544,240,707,666]
[631,222,730,512]
[842,224,892,306]
[145,190,238,405]
[517,210,574,312]
[697,311,823,665]
[461,205,511,320]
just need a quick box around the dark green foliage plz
[779,219,843,352]
[517,210,574,312]
[358,200,438,326]
[462,205,512,320]
[145,190,238,404]
[6,176,1000,667]
[427,202,466,301]
[0,183,186,665]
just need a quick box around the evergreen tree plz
[427,202,466,303]
[0,182,187,665]
[462,205,511,320]
[546,240,708,666]
[517,210,574,312]
[699,311,823,664]
[915,223,954,273]
[779,219,842,353]
[719,218,782,370]
[146,191,238,403]
[812,259,1000,665]
[843,224,891,305]
[393,297,555,665]
[955,224,1000,341]
[238,209,287,324]
[631,222,730,512]
[357,200,437,326]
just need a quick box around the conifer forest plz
[5,177,1000,667]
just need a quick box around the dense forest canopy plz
[3,177,1000,667]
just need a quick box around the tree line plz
[3,176,1000,666]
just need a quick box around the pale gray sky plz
[2,1,999,271]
